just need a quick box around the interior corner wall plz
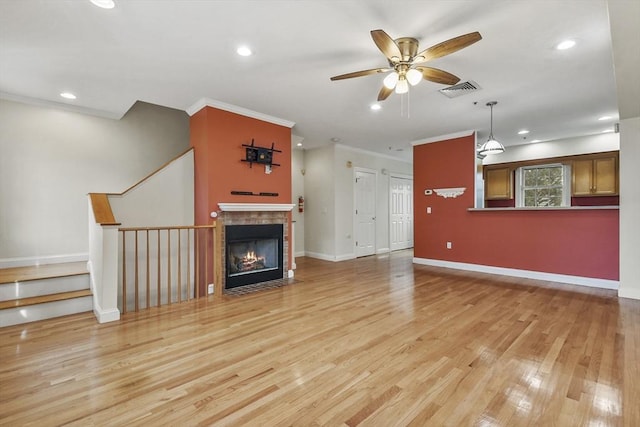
[333,145,413,259]
[291,149,305,256]
[108,150,194,227]
[0,99,190,264]
[413,133,619,281]
[302,145,335,259]
[302,144,412,261]
[618,117,640,299]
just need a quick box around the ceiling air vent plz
[439,80,481,98]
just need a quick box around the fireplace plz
[225,224,284,288]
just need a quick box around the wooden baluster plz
[214,223,222,298]
[134,230,139,312]
[157,229,161,308]
[167,229,171,305]
[177,228,182,303]
[195,228,200,299]
[187,228,191,300]
[122,230,127,314]
[146,229,150,310]
[205,227,209,295]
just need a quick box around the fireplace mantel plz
[218,203,295,212]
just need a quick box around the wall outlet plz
[446,242,452,249]
[207,283,214,294]
[427,207,432,214]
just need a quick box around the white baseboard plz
[304,251,356,262]
[0,253,89,269]
[93,303,120,323]
[413,257,619,290]
[618,287,640,300]
[376,248,391,255]
[336,253,356,262]
[294,251,306,258]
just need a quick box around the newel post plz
[87,194,121,323]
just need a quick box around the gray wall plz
[0,99,189,265]
[303,145,335,258]
[302,144,412,261]
[291,148,305,257]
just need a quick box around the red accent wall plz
[413,134,619,281]
[190,106,293,271]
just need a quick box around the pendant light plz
[478,101,505,155]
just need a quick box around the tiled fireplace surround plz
[215,204,292,292]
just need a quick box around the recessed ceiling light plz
[598,115,612,121]
[296,142,303,147]
[60,92,76,100]
[556,40,576,50]
[517,129,530,135]
[90,0,115,9]
[236,46,252,57]
[370,103,381,111]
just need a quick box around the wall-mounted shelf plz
[241,139,281,168]
[231,191,279,197]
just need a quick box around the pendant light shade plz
[478,101,505,156]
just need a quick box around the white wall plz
[108,150,194,227]
[302,143,412,261]
[0,99,189,266]
[302,145,335,259]
[482,132,619,165]
[618,117,640,300]
[291,148,305,257]
[333,145,412,259]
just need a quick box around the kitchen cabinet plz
[572,154,618,196]
[484,166,512,200]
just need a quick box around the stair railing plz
[118,224,215,313]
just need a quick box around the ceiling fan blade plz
[415,67,461,85]
[412,31,482,64]
[330,67,391,81]
[371,29,402,62]
[377,85,393,101]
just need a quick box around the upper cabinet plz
[572,153,618,197]
[484,166,512,200]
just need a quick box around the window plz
[516,163,571,207]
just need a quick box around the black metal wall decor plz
[242,139,281,168]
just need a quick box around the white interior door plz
[355,169,376,257]
[390,176,413,251]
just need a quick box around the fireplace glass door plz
[228,238,278,276]
[225,224,284,288]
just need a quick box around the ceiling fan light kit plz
[330,29,482,101]
[383,72,399,89]
[395,77,409,94]
[478,101,505,156]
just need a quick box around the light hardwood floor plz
[1,251,638,426]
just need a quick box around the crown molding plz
[186,97,295,128]
[0,91,125,120]
[411,130,475,146]
[334,143,413,164]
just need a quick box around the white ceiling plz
[0,0,634,161]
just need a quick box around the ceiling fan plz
[330,29,482,101]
